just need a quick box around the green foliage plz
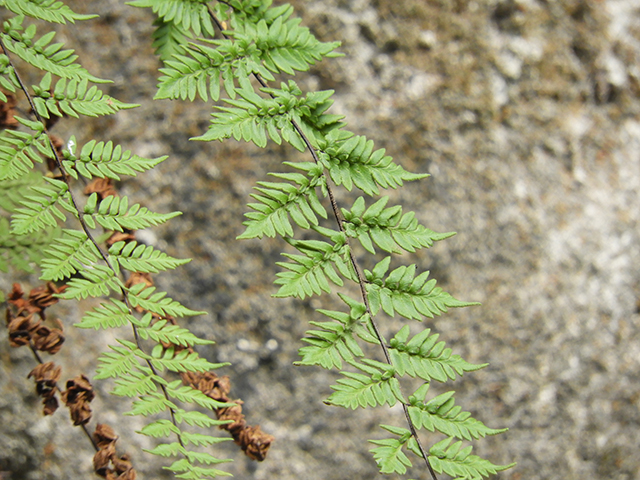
[1,2,235,478]
[1,0,514,479]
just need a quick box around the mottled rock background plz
[2,1,640,479]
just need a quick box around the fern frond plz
[3,0,97,24]
[31,74,138,120]
[165,458,232,478]
[365,256,478,321]
[108,240,190,273]
[39,229,101,281]
[127,283,207,317]
[369,425,413,475]
[0,216,58,273]
[174,409,229,428]
[112,368,164,397]
[317,129,427,195]
[62,138,167,181]
[75,299,137,330]
[126,0,214,37]
[296,294,374,369]
[1,17,107,83]
[127,390,178,416]
[180,431,232,447]
[0,53,20,97]
[150,346,229,374]
[82,193,181,231]
[408,383,507,441]
[94,342,141,380]
[425,437,516,480]
[273,232,355,299]
[325,359,404,410]
[137,319,215,347]
[389,325,486,383]
[10,176,71,235]
[56,263,123,300]
[150,16,191,61]
[0,116,52,181]
[192,81,336,151]
[230,15,341,76]
[237,162,328,239]
[138,418,181,438]
[343,196,455,254]
[0,170,43,212]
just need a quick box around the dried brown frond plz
[61,375,94,425]
[84,178,118,201]
[92,424,136,479]
[0,93,18,129]
[28,362,61,415]
[181,371,274,461]
[31,320,65,354]
[106,231,136,248]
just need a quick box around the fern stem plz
[202,5,438,478]
[0,35,189,454]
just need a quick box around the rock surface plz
[2,1,640,479]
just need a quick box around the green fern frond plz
[317,129,428,195]
[127,390,178,416]
[39,229,101,281]
[62,138,167,181]
[138,418,181,438]
[0,216,58,273]
[150,16,191,61]
[192,81,336,151]
[126,0,214,37]
[0,53,20,97]
[407,384,507,441]
[369,425,413,475]
[3,0,97,24]
[273,233,355,299]
[230,15,341,76]
[137,319,215,347]
[154,46,224,102]
[94,341,141,380]
[325,359,404,410]
[343,196,455,254]
[127,283,207,317]
[10,176,71,235]
[108,240,190,273]
[365,256,478,321]
[0,116,52,181]
[57,263,124,300]
[82,193,181,231]
[174,409,229,428]
[112,368,164,397]
[31,73,138,120]
[1,16,108,83]
[165,458,232,478]
[237,162,328,239]
[180,431,232,447]
[389,325,486,383]
[296,307,365,370]
[150,346,229,374]
[75,299,136,330]
[425,437,516,480]
[0,170,43,212]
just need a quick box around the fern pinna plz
[0,3,277,479]
[128,0,516,479]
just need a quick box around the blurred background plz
[2,0,640,479]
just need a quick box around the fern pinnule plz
[3,0,97,24]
